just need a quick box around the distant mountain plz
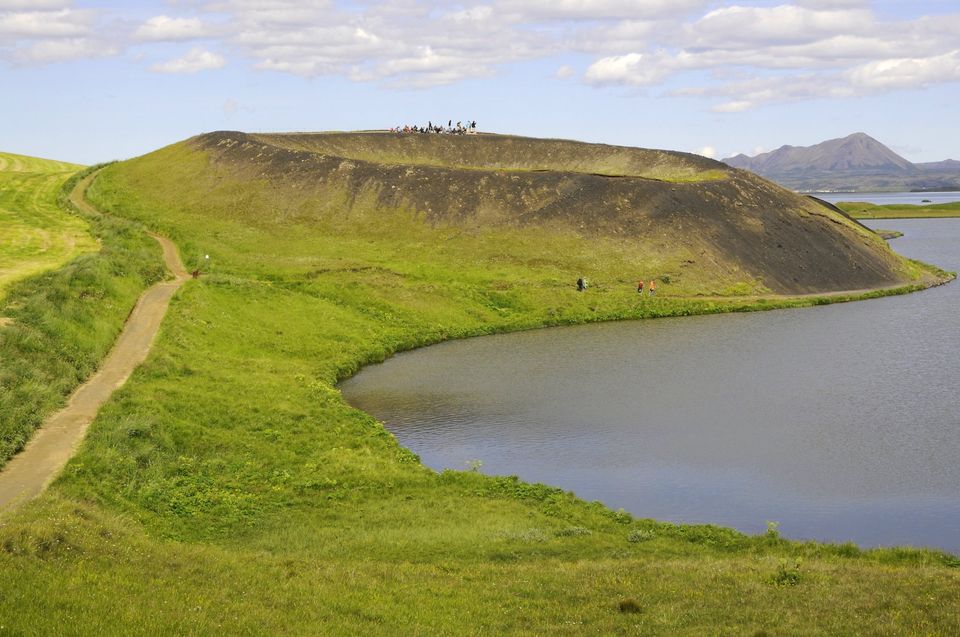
[723,133,960,192]
[917,159,960,171]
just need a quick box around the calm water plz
[814,191,960,206]
[340,219,960,553]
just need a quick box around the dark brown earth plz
[190,131,913,295]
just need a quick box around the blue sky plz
[2,0,959,165]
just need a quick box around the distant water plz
[341,219,960,554]
[814,191,960,206]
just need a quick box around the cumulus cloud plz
[585,52,672,86]
[150,47,225,73]
[0,1,67,9]
[686,5,873,48]
[848,50,960,90]
[573,3,960,109]
[0,4,118,65]
[495,0,708,21]
[14,37,115,63]
[2,0,959,111]
[134,16,208,42]
[0,8,91,38]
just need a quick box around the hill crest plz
[118,129,918,296]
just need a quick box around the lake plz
[340,219,960,554]
[814,191,960,206]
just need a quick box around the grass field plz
[840,200,960,218]
[0,152,97,298]
[0,163,165,469]
[0,146,957,634]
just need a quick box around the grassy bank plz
[0,154,957,634]
[840,200,960,219]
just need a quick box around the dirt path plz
[0,172,189,514]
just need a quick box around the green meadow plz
[0,152,96,297]
[840,199,960,219]
[0,147,957,635]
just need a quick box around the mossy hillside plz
[128,132,918,295]
[250,130,726,181]
[0,140,956,634]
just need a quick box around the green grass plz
[0,152,97,297]
[0,166,165,467]
[0,150,957,635]
[840,200,960,219]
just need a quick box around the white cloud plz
[134,16,208,42]
[496,0,707,21]
[695,145,716,158]
[848,50,960,90]
[150,47,225,73]
[14,37,115,63]
[585,52,671,86]
[0,9,91,38]
[3,0,959,111]
[0,1,67,8]
[686,5,873,48]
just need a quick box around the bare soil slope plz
[186,131,914,295]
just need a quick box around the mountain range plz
[723,133,960,192]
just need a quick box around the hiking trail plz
[0,171,189,514]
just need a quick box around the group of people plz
[575,277,658,296]
[637,279,657,296]
[390,120,478,135]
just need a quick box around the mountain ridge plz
[723,133,960,192]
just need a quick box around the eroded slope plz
[188,131,913,295]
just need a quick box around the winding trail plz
[0,172,189,514]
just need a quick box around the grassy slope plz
[0,144,957,634]
[840,200,960,219]
[0,152,96,297]
[0,164,164,467]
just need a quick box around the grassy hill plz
[0,152,95,297]
[0,134,956,635]
[103,130,926,296]
[0,157,163,471]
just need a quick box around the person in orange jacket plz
[649,279,657,296]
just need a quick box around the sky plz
[2,0,959,166]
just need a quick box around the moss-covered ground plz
[0,148,957,635]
